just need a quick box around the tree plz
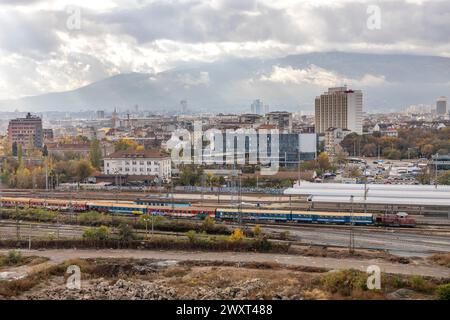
[362,143,377,157]
[437,171,450,185]
[420,144,434,158]
[114,138,140,152]
[42,144,48,157]
[417,171,431,184]
[12,142,18,157]
[317,152,331,171]
[179,165,204,186]
[383,148,402,160]
[334,148,349,166]
[345,166,363,179]
[74,159,94,182]
[89,139,103,169]
[17,144,23,165]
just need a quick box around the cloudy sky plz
[0,0,449,100]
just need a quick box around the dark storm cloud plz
[0,9,60,56]
[1,0,450,100]
[309,1,450,46]
[94,1,308,44]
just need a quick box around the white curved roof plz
[284,182,450,207]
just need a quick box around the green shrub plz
[117,223,136,241]
[186,230,197,243]
[6,250,22,265]
[228,228,245,242]
[409,276,433,292]
[82,226,110,241]
[252,225,262,237]
[436,283,450,300]
[279,231,291,240]
[201,216,215,231]
[391,276,406,289]
[321,269,367,296]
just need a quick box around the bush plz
[117,223,137,241]
[436,283,450,300]
[229,228,245,242]
[253,235,272,251]
[321,269,367,296]
[252,225,262,238]
[7,250,22,265]
[279,231,291,240]
[408,275,434,293]
[391,276,406,289]
[185,230,197,243]
[82,226,110,241]
[201,216,215,231]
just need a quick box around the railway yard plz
[1,188,450,254]
[0,187,449,300]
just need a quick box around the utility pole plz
[435,153,439,189]
[45,160,48,191]
[349,195,355,254]
[364,179,369,213]
[151,211,154,237]
[171,180,174,211]
[201,173,205,206]
[28,223,32,251]
[238,173,242,227]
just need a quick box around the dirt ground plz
[0,257,448,300]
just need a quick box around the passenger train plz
[0,196,416,227]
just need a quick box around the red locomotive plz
[375,212,416,227]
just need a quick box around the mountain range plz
[1,52,449,113]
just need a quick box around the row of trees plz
[0,137,104,189]
[341,128,450,160]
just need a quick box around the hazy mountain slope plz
[1,52,449,113]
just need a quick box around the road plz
[1,249,449,278]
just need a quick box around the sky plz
[0,0,449,100]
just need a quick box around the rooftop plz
[105,150,169,159]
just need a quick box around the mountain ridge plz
[1,52,449,113]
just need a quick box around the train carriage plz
[147,206,215,219]
[217,207,373,225]
[87,202,147,215]
[0,196,414,227]
[216,208,291,221]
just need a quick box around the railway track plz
[1,218,449,256]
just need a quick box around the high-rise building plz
[7,112,43,149]
[265,111,293,133]
[436,96,448,115]
[180,100,188,114]
[314,87,363,134]
[97,110,105,119]
[111,108,119,128]
[251,99,264,115]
